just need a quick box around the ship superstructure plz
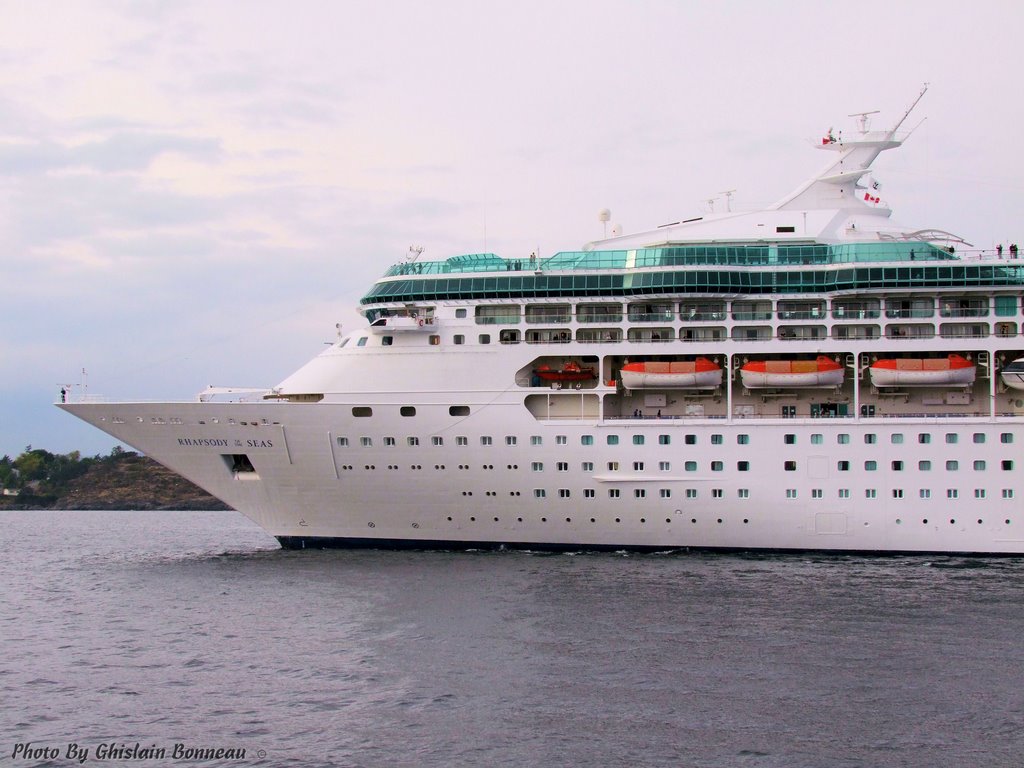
[61,89,1024,554]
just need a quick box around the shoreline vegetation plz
[0,447,231,511]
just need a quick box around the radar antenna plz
[406,246,424,262]
[848,109,881,134]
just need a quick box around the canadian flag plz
[863,191,881,205]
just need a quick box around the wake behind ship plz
[61,88,1024,554]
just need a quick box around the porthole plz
[541,517,547,522]
[922,518,929,524]
[494,517,499,522]
[565,517,572,523]
[717,518,723,524]
[691,518,697,524]
[640,518,646,524]
[615,518,621,523]
[590,518,596,523]
[743,519,749,524]
[470,516,476,521]
[367,522,375,528]
[665,518,671,524]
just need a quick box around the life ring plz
[418,318,424,327]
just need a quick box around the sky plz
[2,0,1022,458]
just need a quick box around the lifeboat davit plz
[740,356,844,389]
[533,361,597,382]
[869,354,976,387]
[620,358,723,390]
[1000,357,1024,390]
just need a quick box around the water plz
[2,510,1023,768]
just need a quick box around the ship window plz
[558,462,569,472]
[384,436,396,446]
[892,461,904,471]
[633,435,645,445]
[534,489,546,498]
[920,489,931,498]
[353,407,372,417]
[711,434,723,445]
[660,461,671,470]
[919,460,931,471]
[454,335,465,345]
[737,434,750,445]
[685,461,697,471]
[975,489,986,499]
[382,336,393,346]
[456,436,468,446]
[609,489,620,498]
[401,407,416,417]
[360,437,372,447]
[893,489,904,499]
[1003,460,1014,470]
[864,434,877,444]
[784,434,796,445]
[865,489,877,498]
[837,461,850,471]
[945,433,959,444]
[946,460,959,470]
[659,435,671,445]
[531,435,543,445]
[635,489,646,499]
[891,433,904,444]
[737,461,750,471]
[582,462,593,471]
[686,489,698,499]
[973,433,986,444]
[918,433,931,444]
[974,460,986,470]
[336,437,349,447]
[865,461,877,470]
[432,437,443,446]
[947,489,959,499]
[811,434,823,444]
[480,436,493,446]
[584,489,595,498]
[607,435,619,445]
[556,435,568,445]
[776,226,795,233]
[786,489,797,498]
[633,461,644,471]
[812,489,823,499]
[581,435,594,445]
[685,434,696,445]
[838,489,850,498]
[407,437,419,446]
[532,462,544,472]
[559,489,571,498]
[608,462,619,471]
[506,436,517,446]
[784,461,797,471]
[661,489,672,498]
[712,461,723,471]
[1002,433,1014,444]
[357,337,368,346]
[456,309,467,318]
[449,406,470,416]
[1003,489,1015,499]
[479,334,491,344]
[995,296,1017,316]
[430,335,440,345]
[713,489,724,498]
[838,434,850,444]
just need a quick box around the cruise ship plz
[61,88,1024,554]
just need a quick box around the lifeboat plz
[533,361,597,383]
[1000,357,1024,390]
[869,354,976,387]
[740,356,844,389]
[620,358,723,390]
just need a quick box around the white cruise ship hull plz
[60,399,1024,555]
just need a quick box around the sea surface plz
[2,509,1024,768]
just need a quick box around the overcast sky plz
[2,0,1022,458]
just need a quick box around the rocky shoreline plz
[0,453,231,511]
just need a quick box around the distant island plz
[0,446,231,511]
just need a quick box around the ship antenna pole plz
[891,83,929,135]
